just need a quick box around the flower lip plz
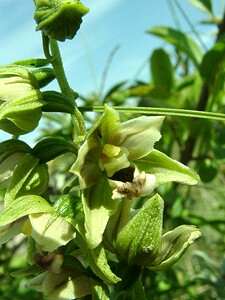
[111,169,157,200]
[110,166,135,183]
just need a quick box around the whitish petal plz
[114,116,164,161]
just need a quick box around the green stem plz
[50,39,74,99]
[49,39,86,138]
[79,106,225,122]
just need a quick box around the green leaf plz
[0,195,53,226]
[199,41,225,83]
[150,49,174,90]
[148,225,201,271]
[135,149,200,186]
[198,159,217,182]
[115,194,164,265]
[188,0,213,15]
[88,244,121,284]
[82,176,118,249]
[91,278,110,300]
[148,26,203,67]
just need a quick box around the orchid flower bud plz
[34,0,89,41]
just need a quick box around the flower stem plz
[49,39,86,139]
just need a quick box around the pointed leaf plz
[148,26,203,66]
[150,48,174,90]
[188,0,212,15]
[199,41,225,83]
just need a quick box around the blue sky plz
[0,0,223,141]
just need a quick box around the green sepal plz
[88,244,121,284]
[90,278,110,300]
[11,264,42,278]
[135,149,200,186]
[29,212,76,252]
[12,57,52,68]
[31,67,55,88]
[0,64,39,93]
[82,176,118,249]
[4,153,49,206]
[0,195,53,226]
[70,137,102,189]
[32,137,77,163]
[0,139,31,188]
[42,90,76,114]
[147,225,202,271]
[115,194,163,265]
[29,270,91,299]
[34,0,89,41]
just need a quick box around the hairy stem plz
[49,39,86,138]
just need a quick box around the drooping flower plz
[0,65,44,135]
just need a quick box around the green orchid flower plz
[70,105,199,250]
[115,194,201,271]
[71,105,164,190]
[0,195,76,252]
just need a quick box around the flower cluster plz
[0,0,202,298]
[0,104,201,299]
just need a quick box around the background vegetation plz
[0,0,225,299]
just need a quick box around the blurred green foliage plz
[1,0,225,299]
